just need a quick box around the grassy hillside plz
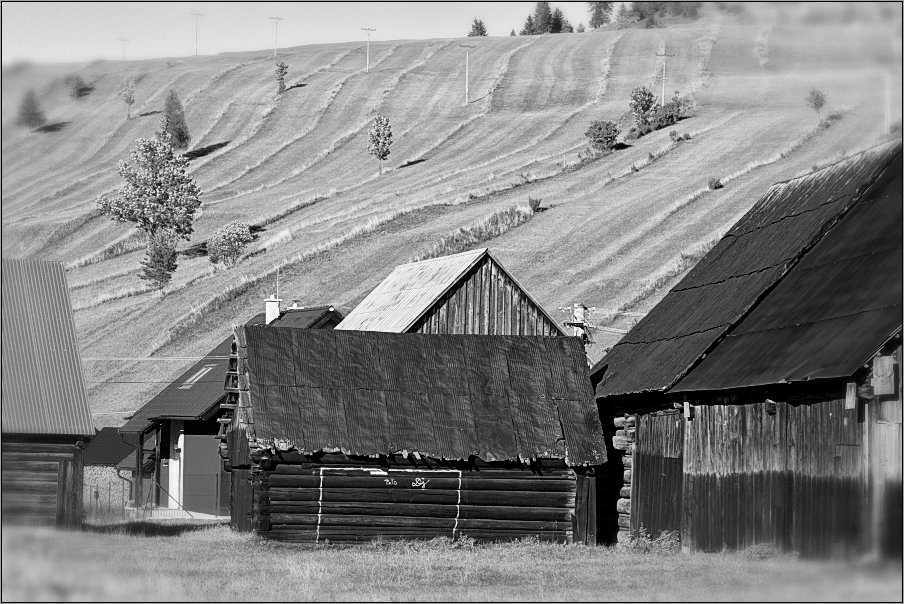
[2,5,901,424]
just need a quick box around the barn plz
[1,259,96,527]
[591,141,902,558]
[220,326,606,543]
[336,247,566,337]
[119,301,342,518]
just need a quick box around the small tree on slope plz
[208,221,254,267]
[588,2,613,28]
[585,120,620,153]
[97,116,202,241]
[629,85,657,133]
[140,229,178,290]
[468,18,488,36]
[163,89,190,149]
[121,80,135,119]
[17,90,46,131]
[368,115,393,176]
[806,88,826,122]
[275,61,289,94]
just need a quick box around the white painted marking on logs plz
[452,470,462,539]
[316,467,324,544]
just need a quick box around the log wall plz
[1,439,85,528]
[413,257,561,337]
[251,456,577,543]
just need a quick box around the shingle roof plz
[238,326,606,465]
[673,153,902,392]
[1,259,95,436]
[83,427,138,466]
[592,141,902,399]
[120,306,342,434]
[335,248,562,334]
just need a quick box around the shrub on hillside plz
[208,221,254,267]
[708,177,723,190]
[275,61,289,95]
[65,74,88,99]
[584,119,621,153]
[629,85,657,132]
[17,89,46,130]
[528,197,542,213]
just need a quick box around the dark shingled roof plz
[1,259,95,436]
[592,141,902,399]
[238,327,606,465]
[83,427,138,466]
[120,306,342,434]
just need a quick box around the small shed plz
[592,142,902,558]
[1,259,96,527]
[336,248,565,336]
[120,303,342,517]
[222,326,606,543]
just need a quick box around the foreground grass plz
[1,525,901,602]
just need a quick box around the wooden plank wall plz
[415,258,560,337]
[631,411,683,538]
[252,457,576,543]
[682,398,866,557]
[1,440,83,527]
[867,400,903,558]
[230,469,254,532]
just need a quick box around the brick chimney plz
[265,295,282,324]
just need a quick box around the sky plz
[1,2,609,65]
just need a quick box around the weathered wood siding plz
[252,456,576,543]
[866,399,903,558]
[631,411,683,538]
[1,439,84,528]
[682,398,867,557]
[230,469,253,532]
[413,257,561,337]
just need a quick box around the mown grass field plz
[1,525,901,602]
[1,3,901,423]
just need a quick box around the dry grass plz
[65,230,145,269]
[2,525,900,602]
[412,204,535,262]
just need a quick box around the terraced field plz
[2,6,901,424]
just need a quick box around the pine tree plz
[163,90,190,149]
[615,3,632,27]
[588,2,613,28]
[468,18,488,36]
[139,229,178,290]
[534,2,552,33]
[368,115,393,176]
[275,61,289,94]
[510,29,516,36]
[550,7,564,33]
[97,116,202,240]
[120,80,135,119]
[17,89,46,131]
[520,14,536,35]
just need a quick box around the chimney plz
[265,295,282,324]
[290,299,300,309]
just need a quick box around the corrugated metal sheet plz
[1,259,95,436]
[674,167,902,391]
[83,427,138,466]
[239,327,606,465]
[120,307,341,434]
[335,248,563,335]
[593,141,902,398]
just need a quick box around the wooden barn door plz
[631,411,684,537]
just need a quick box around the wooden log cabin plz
[220,326,606,543]
[591,141,903,558]
[335,247,566,337]
[1,259,96,528]
[120,302,341,518]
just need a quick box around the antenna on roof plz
[559,304,636,346]
[276,266,280,301]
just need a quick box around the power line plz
[190,12,202,56]
[655,47,676,105]
[269,16,283,58]
[118,38,129,62]
[361,27,376,73]
[82,357,229,361]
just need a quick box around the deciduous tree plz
[275,61,289,94]
[806,88,826,122]
[97,116,202,240]
[208,221,254,267]
[585,119,620,152]
[368,115,393,175]
[120,80,135,119]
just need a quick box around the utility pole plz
[269,16,283,58]
[190,12,202,56]
[118,38,129,62]
[361,27,376,73]
[655,47,675,105]
[460,43,476,105]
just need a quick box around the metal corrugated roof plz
[83,427,138,466]
[120,306,342,434]
[593,141,902,399]
[1,259,95,436]
[240,327,606,465]
[673,162,902,391]
[336,248,488,332]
